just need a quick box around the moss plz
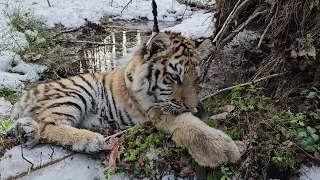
[226,127,242,141]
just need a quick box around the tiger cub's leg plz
[148,109,247,168]
[6,117,107,153]
[41,123,107,153]
[5,117,40,147]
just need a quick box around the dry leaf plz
[138,152,146,166]
[180,166,194,175]
[107,136,120,172]
[290,49,298,58]
[209,112,229,120]
[218,105,235,113]
[307,46,316,57]
[298,49,307,57]
[23,52,42,62]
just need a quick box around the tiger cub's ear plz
[143,32,171,62]
[196,39,213,63]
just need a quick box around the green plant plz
[5,8,58,55]
[0,119,13,134]
[101,16,109,24]
[219,165,232,180]
[285,110,319,152]
[231,84,269,111]
[0,87,16,98]
[226,127,242,140]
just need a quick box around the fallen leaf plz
[290,49,298,58]
[298,49,307,57]
[107,136,120,172]
[307,46,316,57]
[180,166,194,175]
[218,105,235,113]
[209,112,229,120]
[138,152,146,166]
[23,52,42,62]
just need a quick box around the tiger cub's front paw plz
[172,113,244,168]
[5,117,40,148]
[71,132,107,153]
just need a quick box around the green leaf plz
[300,137,315,149]
[297,131,307,138]
[311,134,319,141]
[307,91,317,99]
[298,121,305,127]
[307,126,317,134]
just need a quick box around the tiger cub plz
[5,32,242,167]
[147,108,246,167]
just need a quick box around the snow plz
[299,165,320,180]
[0,0,196,29]
[0,97,12,114]
[0,51,47,89]
[0,144,106,180]
[163,13,214,39]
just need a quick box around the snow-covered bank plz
[0,0,196,29]
[0,51,47,89]
[163,13,214,39]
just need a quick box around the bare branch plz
[46,0,51,7]
[200,72,288,102]
[121,0,133,13]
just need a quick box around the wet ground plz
[50,20,177,77]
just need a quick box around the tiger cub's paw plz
[172,114,244,168]
[5,117,40,147]
[71,132,107,153]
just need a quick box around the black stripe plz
[33,88,39,96]
[53,88,87,112]
[79,75,95,91]
[44,84,50,93]
[69,78,94,110]
[118,110,128,126]
[56,81,67,89]
[38,93,64,102]
[28,106,41,113]
[52,112,77,123]
[124,109,134,125]
[160,92,172,96]
[109,79,118,118]
[47,101,82,112]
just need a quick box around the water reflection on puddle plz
[78,30,147,74]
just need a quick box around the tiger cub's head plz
[125,31,211,115]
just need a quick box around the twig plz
[121,0,133,13]
[56,39,115,46]
[200,72,288,102]
[257,13,276,48]
[53,26,86,38]
[146,0,160,46]
[46,0,51,7]
[49,145,54,160]
[6,153,75,180]
[212,0,248,43]
[220,9,267,46]
[105,129,129,140]
[19,136,34,170]
[152,0,159,33]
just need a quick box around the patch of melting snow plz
[0,145,72,180]
[0,97,12,114]
[0,51,47,89]
[162,13,214,39]
[299,165,320,180]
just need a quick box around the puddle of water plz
[78,21,177,73]
[78,30,146,73]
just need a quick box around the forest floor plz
[0,0,319,180]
